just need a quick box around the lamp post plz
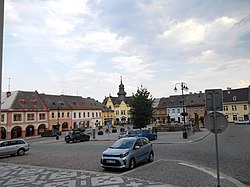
[52,102,63,140]
[174,82,189,139]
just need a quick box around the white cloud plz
[62,31,130,53]
[111,56,155,80]
[238,80,250,87]
[161,19,206,45]
[46,0,90,16]
[45,18,75,36]
[5,1,21,22]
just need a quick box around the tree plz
[129,85,154,129]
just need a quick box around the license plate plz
[106,160,115,164]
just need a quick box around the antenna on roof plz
[8,78,11,91]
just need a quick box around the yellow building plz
[221,86,250,122]
[103,78,132,125]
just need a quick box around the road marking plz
[178,162,225,179]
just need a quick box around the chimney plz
[6,91,11,98]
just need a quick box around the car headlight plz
[120,152,129,158]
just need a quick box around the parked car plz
[0,139,30,157]
[235,120,249,125]
[100,137,154,170]
[118,131,128,139]
[128,129,157,141]
[41,130,62,137]
[65,131,90,143]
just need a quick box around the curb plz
[152,132,211,144]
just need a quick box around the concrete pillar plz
[34,129,38,136]
[6,131,11,140]
[21,130,26,138]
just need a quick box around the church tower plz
[117,76,127,101]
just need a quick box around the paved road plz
[0,124,248,186]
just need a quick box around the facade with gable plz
[103,78,132,125]
[0,91,104,140]
[221,86,250,122]
[0,91,48,140]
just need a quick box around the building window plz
[172,109,175,113]
[88,112,90,117]
[13,114,22,121]
[52,112,54,118]
[74,112,76,118]
[223,106,228,111]
[232,105,237,111]
[62,112,64,118]
[27,114,35,121]
[67,112,70,117]
[39,113,46,120]
[96,112,98,117]
[1,114,4,122]
[177,109,180,113]
[83,112,85,118]
[92,112,94,117]
[99,112,101,117]
[244,105,247,110]
[79,112,81,118]
[116,110,119,115]
[233,115,237,121]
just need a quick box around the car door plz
[79,132,85,141]
[133,138,145,163]
[141,138,151,161]
[0,141,8,155]
[5,141,18,155]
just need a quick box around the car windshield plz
[109,139,135,149]
[128,130,141,134]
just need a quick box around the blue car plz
[128,129,157,141]
[101,137,154,170]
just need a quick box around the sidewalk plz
[88,128,211,144]
[24,128,211,145]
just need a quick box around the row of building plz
[0,90,113,140]
[1,78,250,140]
[103,81,250,126]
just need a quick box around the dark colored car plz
[65,131,90,143]
[128,129,157,141]
[41,130,62,137]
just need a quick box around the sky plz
[2,0,250,102]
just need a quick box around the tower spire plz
[117,76,126,101]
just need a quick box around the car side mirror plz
[134,145,140,149]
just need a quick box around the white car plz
[0,139,30,156]
[235,120,249,125]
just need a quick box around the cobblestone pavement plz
[0,163,176,187]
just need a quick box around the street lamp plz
[174,82,189,139]
[52,102,63,131]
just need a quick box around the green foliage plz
[129,85,154,129]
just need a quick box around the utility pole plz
[0,0,5,125]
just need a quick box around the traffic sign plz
[205,89,223,111]
[204,112,228,134]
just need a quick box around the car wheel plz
[17,148,25,156]
[73,138,77,143]
[129,158,136,170]
[148,152,154,162]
